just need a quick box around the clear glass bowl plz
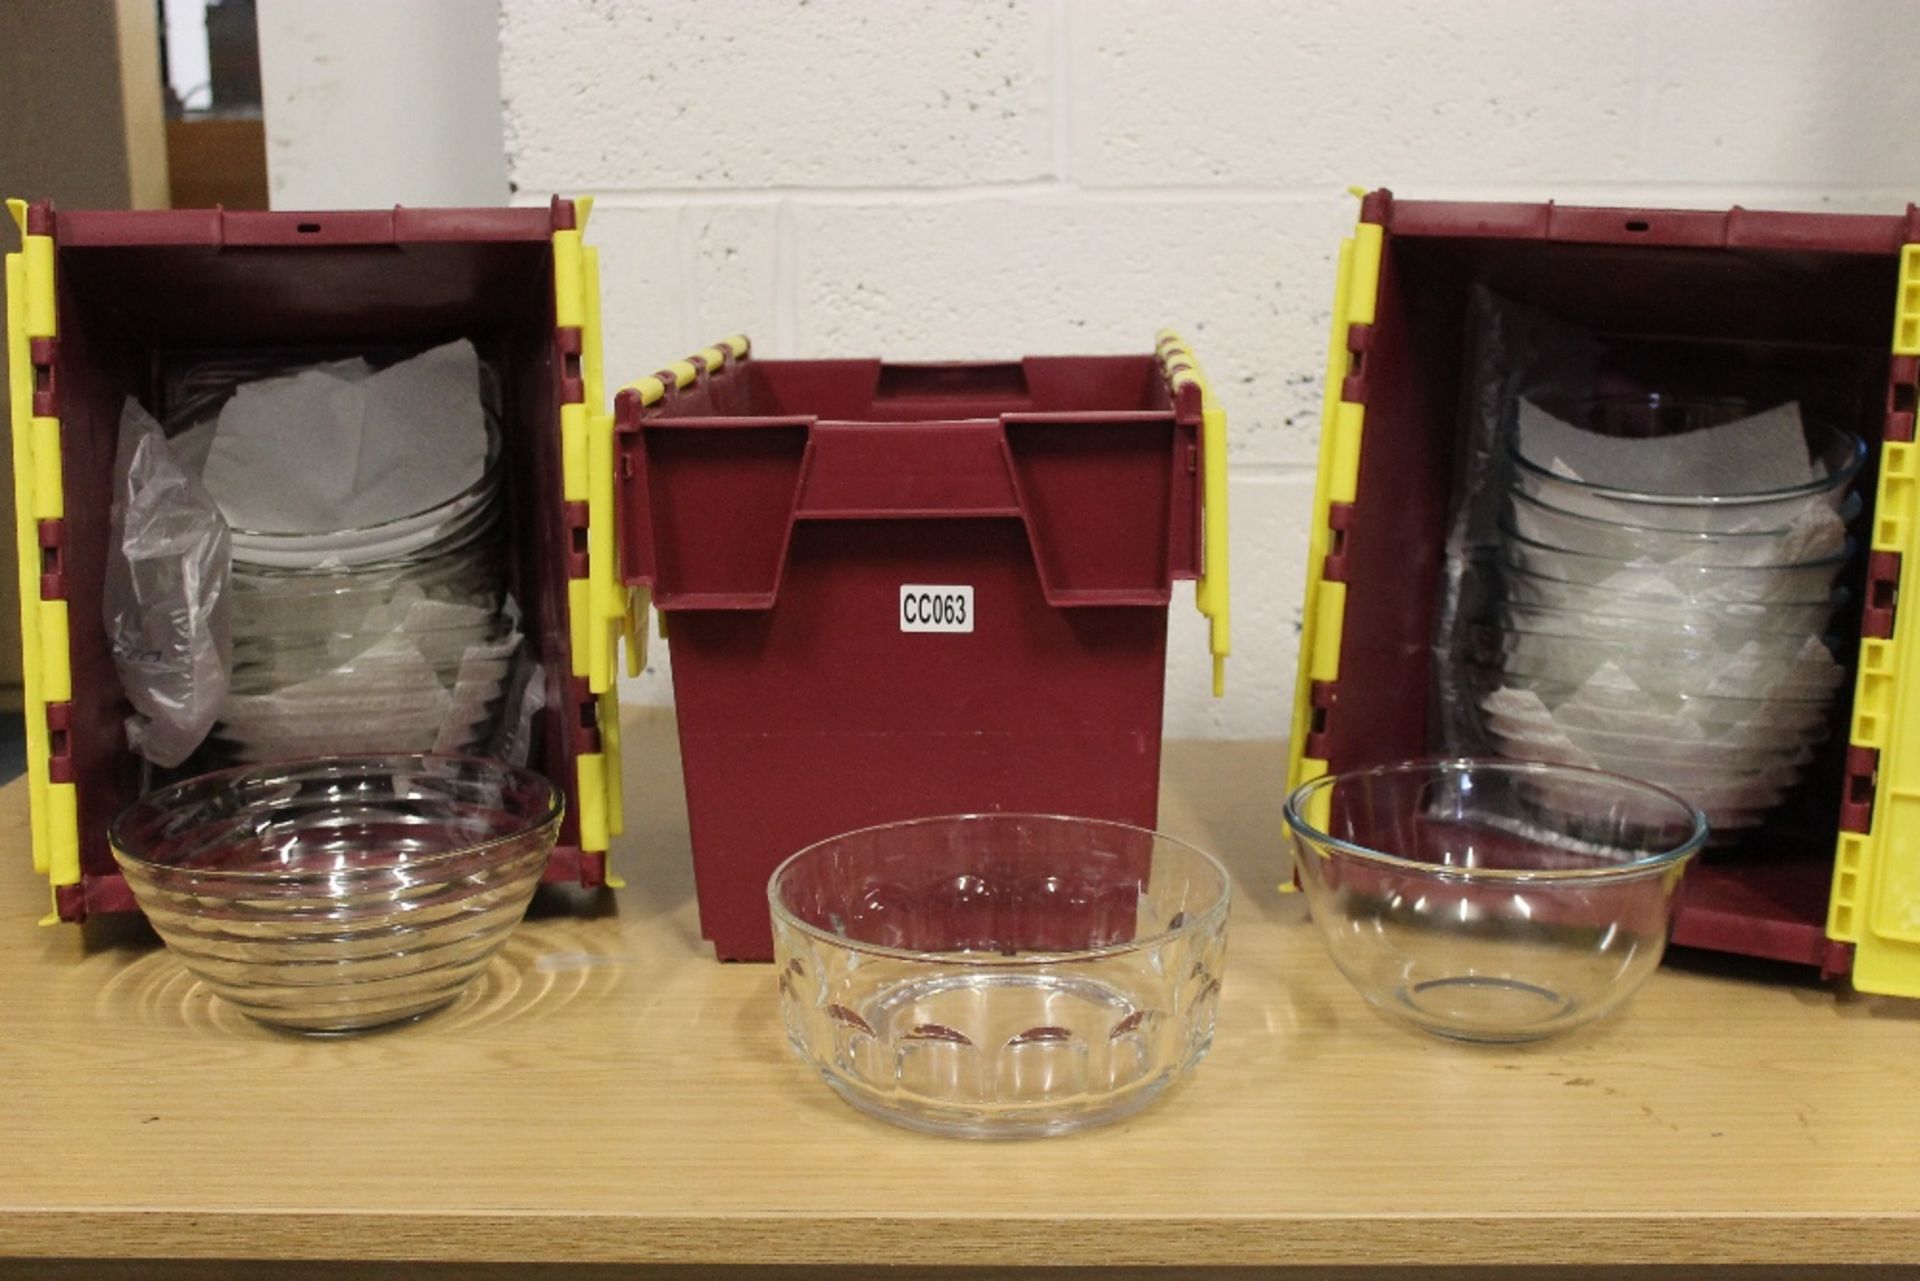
[768,813,1230,1138]
[1286,760,1706,1042]
[1500,527,1852,603]
[229,536,501,609]
[1467,663,1840,735]
[220,525,516,765]
[1494,600,1830,658]
[1483,626,1844,701]
[1481,729,1802,810]
[1500,564,1843,635]
[1475,676,1828,838]
[1508,396,1866,533]
[226,483,503,570]
[109,755,562,1033]
[1507,487,1856,566]
[1482,702,1825,763]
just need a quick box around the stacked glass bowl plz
[111,754,562,1032]
[1473,395,1866,839]
[182,347,523,764]
[215,487,518,763]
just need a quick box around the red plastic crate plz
[1289,188,1920,986]
[615,337,1227,960]
[4,199,619,918]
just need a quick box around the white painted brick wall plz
[498,0,1920,740]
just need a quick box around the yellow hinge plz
[1895,244,1920,356]
[579,238,628,694]
[1836,259,1920,994]
[575,752,608,856]
[6,239,51,880]
[620,335,750,407]
[598,687,627,889]
[8,203,75,898]
[1848,453,1920,992]
[560,400,588,504]
[613,335,752,677]
[1288,204,1382,793]
[553,227,585,331]
[585,408,617,692]
[10,198,57,341]
[582,244,607,433]
[1830,634,1894,942]
[1156,330,1230,696]
[30,417,61,518]
[567,577,592,682]
[1308,580,1347,683]
[39,600,69,702]
[1873,437,1914,554]
[599,686,624,838]
[555,203,627,689]
[559,390,594,684]
[23,237,54,339]
[1346,221,1384,327]
[1328,401,1365,504]
[1831,832,1867,941]
[47,782,78,891]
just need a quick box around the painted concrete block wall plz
[496,0,1920,739]
[258,0,509,209]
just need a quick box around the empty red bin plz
[614,334,1230,960]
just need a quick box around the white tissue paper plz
[1517,399,1815,498]
[200,340,489,534]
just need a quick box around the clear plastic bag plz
[487,651,547,768]
[1430,287,1602,754]
[105,397,233,767]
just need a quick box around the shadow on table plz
[88,897,634,1039]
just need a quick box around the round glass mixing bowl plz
[1285,760,1706,1043]
[1509,395,1866,533]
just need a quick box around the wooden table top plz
[3,707,1918,1272]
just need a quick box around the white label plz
[900,585,974,633]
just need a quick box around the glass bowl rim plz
[1494,596,1839,643]
[227,454,503,544]
[1499,561,1848,612]
[766,811,1232,966]
[1506,403,1867,508]
[108,752,565,882]
[1283,757,1708,883]
[1499,522,1856,575]
[1508,483,1865,543]
[1458,656,1846,711]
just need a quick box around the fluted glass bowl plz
[1285,760,1706,1043]
[769,814,1230,1138]
[109,754,562,1033]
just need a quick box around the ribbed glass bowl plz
[769,814,1231,1138]
[109,754,562,1033]
[1285,760,1706,1043]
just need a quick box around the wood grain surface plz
[2,707,1917,1270]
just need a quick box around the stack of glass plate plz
[1473,394,1866,837]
